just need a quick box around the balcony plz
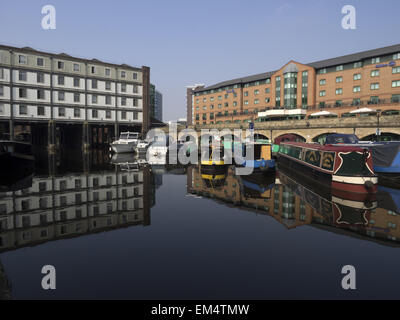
[306,98,400,111]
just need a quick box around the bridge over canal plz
[161,115,400,144]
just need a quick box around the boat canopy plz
[325,134,359,144]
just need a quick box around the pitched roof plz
[307,43,400,69]
[195,70,276,92]
[0,44,143,71]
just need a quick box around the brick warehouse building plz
[188,44,400,126]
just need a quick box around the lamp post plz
[376,111,381,142]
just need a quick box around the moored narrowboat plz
[325,134,400,179]
[239,141,275,174]
[277,142,378,194]
[200,145,226,175]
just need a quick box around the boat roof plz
[281,141,368,152]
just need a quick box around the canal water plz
[1,150,400,299]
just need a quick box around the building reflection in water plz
[0,149,163,299]
[187,165,400,247]
[0,150,159,254]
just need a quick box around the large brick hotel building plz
[187,44,400,125]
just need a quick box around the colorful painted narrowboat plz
[277,142,378,194]
[325,134,400,177]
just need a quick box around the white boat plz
[136,140,150,154]
[110,132,140,153]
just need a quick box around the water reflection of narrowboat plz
[277,142,378,195]
[278,168,374,228]
[240,172,275,199]
[201,173,227,189]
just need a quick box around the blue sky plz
[0,0,399,121]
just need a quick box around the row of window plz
[317,54,400,74]
[16,54,138,79]
[194,79,273,96]
[6,87,139,106]
[195,109,258,120]
[12,191,140,213]
[8,70,140,93]
[196,98,271,110]
[319,67,400,85]
[32,175,140,193]
[0,104,138,119]
[196,88,273,104]
[319,81,400,96]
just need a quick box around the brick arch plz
[360,132,400,141]
[273,133,306,144]
[354,127,400,140]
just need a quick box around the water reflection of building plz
[0,160,155,253]
[0,260,11,299]
[187,165,400,246]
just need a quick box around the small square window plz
[37,106,45,116]
[19,105,27,115]
[37,72,45,83]
[37,57,44,66]
[19,70,27,81]
[19,55,27,64]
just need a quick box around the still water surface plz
[1,150,400,299]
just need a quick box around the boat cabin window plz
[279,145,302,160]
[321,152,335,171]
[120,132,138,140]
[304,150,321,167]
